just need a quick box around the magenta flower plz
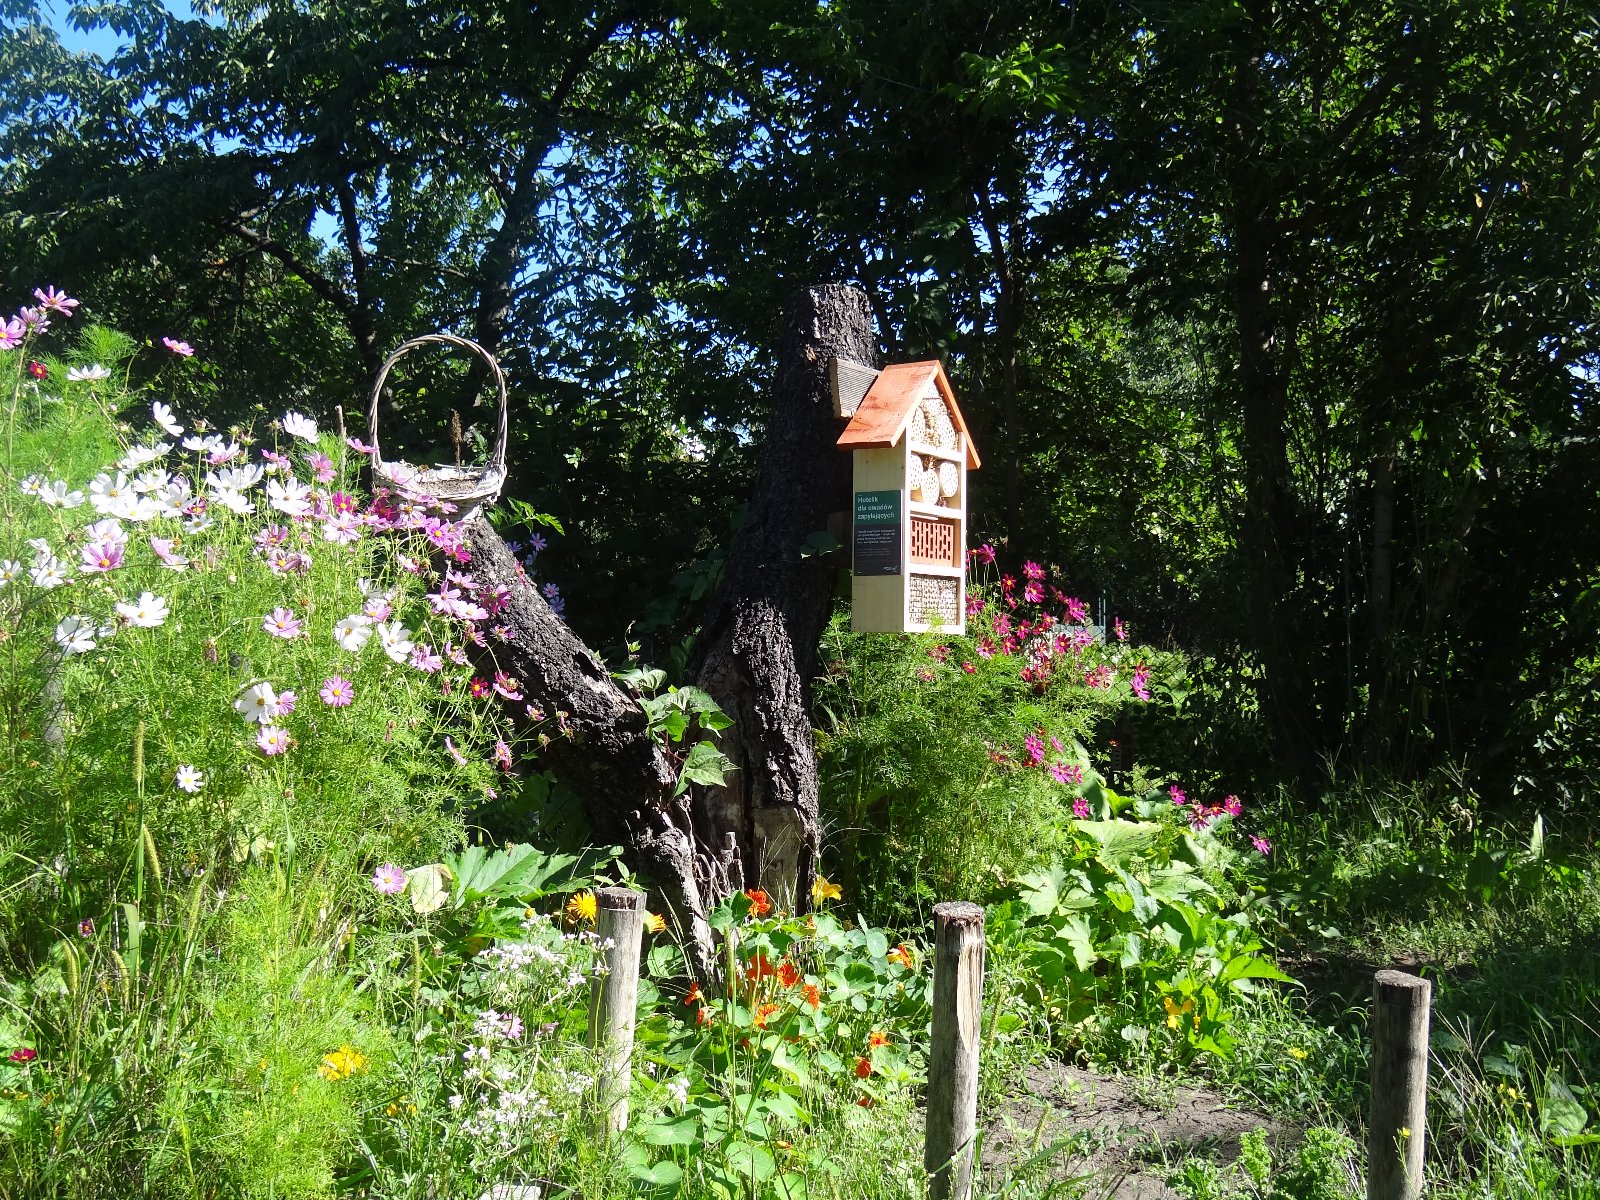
[1114,617,1127,641]
[1023,732,1046,766]
[256,725,289,756]
[330,491,357,514]
[80,539,125,574]
[8,1048,37,1064]
[161,337,195,357]
[1131,665,1151,701]
[1251,835,1271,855]
[1064,597,1089,624]
[969,543,996,566]
[1169,785,1187,807]
[0,318,24,350]
[1050,762,1084,784]
[262,607,302,639]
[1189,804,1213,831]
[78,917,94,938]
[408,643,442,673]
[319,676,354,707]
[1022,560,1044,581]
[1072,797,1090,820]
[493,739,513,772]
[1023,581,1044,604]
[372,863,407,894]
[1222,794,1243,817]
[306,451,335,483]
[445,736,469,766]
[493,671,523,701]
[469,677,491,699]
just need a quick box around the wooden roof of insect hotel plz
[835,360,981,470]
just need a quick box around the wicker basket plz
[366,333,509,520]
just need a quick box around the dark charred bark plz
[454,515,718,979]
[687,283,879,912]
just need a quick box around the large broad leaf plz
[1542,1073,1590,1139]
[1217,953,1296,987]
[1015,865,1069,918]
[1074,820,1162,868]
[446,842,580,907]
[1054,913,1097,974]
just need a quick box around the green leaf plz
[1542,1073,1590,1139]
[628,1159,685,1186]
[640,1117,701,1146]
[673,740,736,797]
[406,864,450,914]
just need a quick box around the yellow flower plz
[317,1045,369,1081]
[646,912,668,935]
[1162,995,1194,1030]
[1287,1046,1308,1060]
[812,875,842,905]
[564,890,598,925]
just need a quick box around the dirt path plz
[981,1060,1287,1198]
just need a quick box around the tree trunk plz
[453,516,719,979]
[688,283,879,913]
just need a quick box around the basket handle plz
[365,333,509,482]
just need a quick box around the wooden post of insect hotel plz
[589,886,646,1135]
[926,901,985,1200]
[833,359,980,634]
[1368,969,1431,1200]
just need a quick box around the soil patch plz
[981,1060,1289,1198]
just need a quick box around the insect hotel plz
[833,359,980,634]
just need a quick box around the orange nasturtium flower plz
[747,953,776,980]
[684,983,703,1006]
[811,875,842,905]
[318,1045,369,1081]
[564,890,598,925]
[868,1030,890,1049]
[646,912,668,935]
[854,1056,873,1079]
[802,983,822,1009]
[743,889,773,917]
[887,943,915,970]
[777,959,801,988]
[753,1001,781,1029]
[695,1005,714,1026]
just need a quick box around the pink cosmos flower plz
[1022,560,1044,581]
[1114,617,1127,641]
[346,437,375,455]
[263,607,302,639]
[493,739,513,772]
[372,864,407,894]
[161,337,195,357]
[1064,597,1089,624]
[0,318,25,350]
[275,689,297,717]
[8,1048,37,1064]
[1023,581,1044,604]
[1222,795,1243,817]
[961,661,975,674]
[330,491,357,514]
[1251,835,1272,855]
[256,725,289,756]
[408,644,443,673]
[1072,797,1091,820]
[33,286,78,315]
[1169,786,1187,807]
[80,539,125,574]
[493,671,523,700]
[1050,762,1084,785]
[469,677,490,699]
[444,736,469,766]
[319,676,354,707]
[969,543,996,566]
[306,451,335,483]
[1131,665,1151,701]
[1023,733,1046,766]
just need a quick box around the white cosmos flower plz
[85,518,127,545]
[158,476,192,516]
[30,560,70,589]
[174,765,204,793]
[115,591,168,627]
[19,475,45,497]
[27,537,54,560]
[376,620,414,663]
[235,681,279,724]
[181,433,223,454]
[0,560,20,584]
[332,614,373,652]
[107,492,161,523]
[88,472,131,515]
[132,468,171,494]
[208,464,263,492]
[117,443,171,471]
[266,476,312,518]
[209,487,254,516]
[54,615,98,655]
[151,401,183,437]
[281,411,319,442]
[67,364,111,382]
[42,480,86,508]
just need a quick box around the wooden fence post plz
[589,886,646,1135]
[1369,969,1431,1200]
[926,901,984,1200]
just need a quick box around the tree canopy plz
[5,0,1599,802]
